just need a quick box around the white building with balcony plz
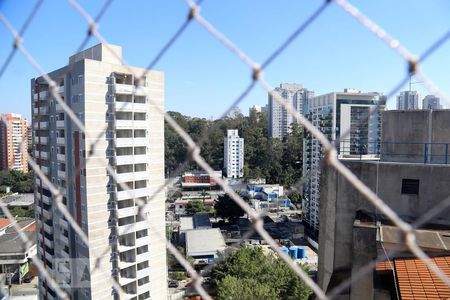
[302,89,385,240]
[31,43,167,300]
[224,129,244,178]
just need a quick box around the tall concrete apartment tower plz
[396,90,421,110]
[31,44,167,299]
[0,113,29,172]
[302,89,385,241]
[268,83,314,139]
[422,95,442,109]
[224,129,244,178]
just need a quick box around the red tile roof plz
[0,218,11,230]
[394,256,450,299]
[376,260,394,272]
[23,222,36,232]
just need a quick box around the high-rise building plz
[302,89,385,239]
[268,83,314,139]
[0,113,29,172]
[318,110,450,298]
[396,90,421,110]
[224,129,244,178]
[422,94,442,109]
[31,44,167,299]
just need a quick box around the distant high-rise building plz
[396,90,421,110]
[224,129,244,178]
[422,95,442,109]
[268,83,314,139]
[32,43,167,299]
[303,89,385,238]
[0,113,29,172]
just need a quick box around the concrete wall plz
[381,110,450,163]
[318,160,450,297]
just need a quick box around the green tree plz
[9,207,34,218]
[215,194,244,222]
[287,190,302,206]
[164,110,304,190]
[216,276,277,300]
[0,170,34,193]
[212,247,311,300]
[185,200,206,215]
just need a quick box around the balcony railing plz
[58,170,66,179]
[137,282,151,295]
[115,120,148,129]
[114,137,148,147]
[117,206,137,218]
[135,236,150,248]
[116,171,149,183]
[116,188,151,201]
[114,154,148,166]
[34,121,49,129]
[35,136,48,144]
[338,140,450,164]
[56,120,65,128]
[114,102,148,112]
[56,137,65,145]
[34,107,49,115]
[55,103,63,112]
[41,166,49,175]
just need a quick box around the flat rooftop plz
[180,217,194,232]
[0,219,36,254]
[186,228,226,256]
[0,193,34,207]
[193,214,212,228]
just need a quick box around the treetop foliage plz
[212,246,311,300]
[165,109,303,188]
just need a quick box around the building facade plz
[0,113,29,172]
[268,83,314,139]
[396,90,421,110]
[302,89,384,238]
[224,129,244,178]
[318,110,450,298]
[422,94,442,109]
[31,43,167,299]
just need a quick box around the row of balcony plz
[116,171,149,183]
[117,220,150,236]
[33,91,50,101]
[33,121,49,130]
[114,102,148,113]
[114,137,148,148]
[113,154,148,166]
[114,83,147,96]
[114,120,148,130]
[33,107,49,115]
[116,188,151,201]
[34,150,49,160]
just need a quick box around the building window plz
[401,179,419,195]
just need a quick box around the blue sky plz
[1,0,449,121]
